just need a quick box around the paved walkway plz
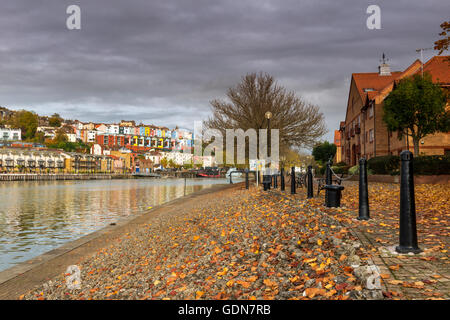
[307,181,449,299]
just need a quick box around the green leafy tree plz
[48,113,63,127]
[183,161,193,169]
[168,159,176,168]
[45,130,90,152]
[31,131,45,144]
[312,141,337,164]
[160,157,168,168]
[54,129,68,143]
[383,73,449,155]
[7,110,39,140]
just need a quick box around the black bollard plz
[307,165,313,198]
[396,151,421,254]
[326,160,332,185]
[358,158,370,220]
[245,169,249,189]
[274,174,278,188]
[290,167,296,194]
[325,160,332,204]
[280,168,285,191]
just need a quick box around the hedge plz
[367,156,400,175]
[413,155,450,175]
[331,165,351,175]
[367,155,450,175]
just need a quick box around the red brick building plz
[334,129,343,163]
[340,55,450,166]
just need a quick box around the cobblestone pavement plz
[306,181,449,300]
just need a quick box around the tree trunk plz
[413,137,420,156]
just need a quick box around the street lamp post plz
[265,111,272,173]
[264,111,273,187]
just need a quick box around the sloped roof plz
[352,71,402,102]
[355,56,450,105]
[412,55,450,84]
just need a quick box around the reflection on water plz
[0,178,228,272]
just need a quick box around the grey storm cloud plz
[0,0,449,143]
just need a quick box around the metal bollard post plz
[280,168,285,191]
[290,167,296,194]
[307,165,313,198]
[245,169,249,189]
[358,158,370,220]
[396,151,421,254]
[326,160,332,185]
[325,160,332,204]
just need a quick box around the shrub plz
[367,156,400,175]
[413,155,450,175]
[331,165,350,175]
[367,155,450,175]
[348,165,359,175]
[318,165,326,175]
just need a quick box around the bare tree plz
[205,72,327,152]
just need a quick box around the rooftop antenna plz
[415,47,433,77]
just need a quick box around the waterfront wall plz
[0,173,134,181]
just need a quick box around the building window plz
[368,105,374,118]
[369,129,374,143]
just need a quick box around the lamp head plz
[265,111,273,120]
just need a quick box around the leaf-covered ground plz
[310,182,449,299]
[22,182,449,300]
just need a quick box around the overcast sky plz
[1,0,449,144]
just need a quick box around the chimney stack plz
[379,53,391,76]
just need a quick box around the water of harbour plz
[0,178,233,272]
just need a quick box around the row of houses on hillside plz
[335,55,450,166]
[73,120,194,153]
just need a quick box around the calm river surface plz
[0,178,231,272]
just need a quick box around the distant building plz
[0,107,14,122]
[0,128,21,141]
[145,152,161,165]
[66,133,77,142]
[193,155,215,168]
[0,148,67,173]
[334,129,343,163]
[37,126,57,140]
[160,151,193,166]
[119,120,136,127]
